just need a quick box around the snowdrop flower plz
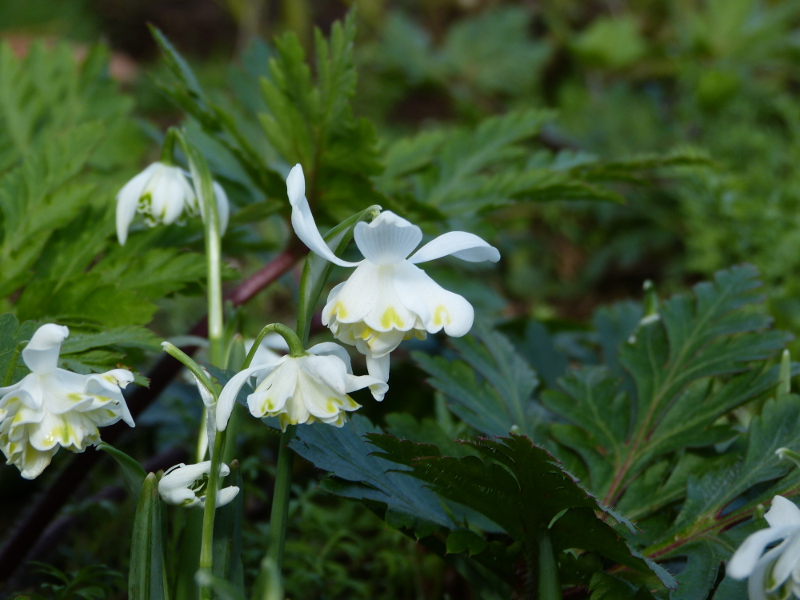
[216,342,388,431]
[116,162,230,245]
[286,164,500,383]
[727,495,800,599]
[158,461,239,508]
[0,324,134,479]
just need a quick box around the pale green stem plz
[199,431,227,600]
[268,425,296,570]
[537,528,561,600]
[244,323,306,368]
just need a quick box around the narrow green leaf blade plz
[129,473,166,600]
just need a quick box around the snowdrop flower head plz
[286,164,500,383]
[216,342,388,432]
[158,461,239,508]
[116,161,229,245]
[727,495,800,599]
[0,324,135,479]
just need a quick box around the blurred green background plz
[3,0,800,598]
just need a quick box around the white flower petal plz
[215,485,240,508]
[160,169,189,225]
[116,165,156,245]
[767,496,800,528]
[769,530,800,592]
[393,262,474,336]
[353,211,421,265]
[346,374,388,401]
[728,526,794,579]
[301,355,349,395]
[322,264,381,327]
[15,446,58,480]
[408,231,500,264]
[748,542,788,600]
[287,164,360,268]
[366,353,391,385]
[308,342,353,374]
[213,181,230,235]
[217,362,281,431]
[248,361,299,417]
[22,324,69,375]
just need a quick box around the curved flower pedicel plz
[728,495,800,599]
[216,342,388,432]
[158,461,239,508]
[286,164,500,382]
[116,161,230,245]
[0,324,135,479]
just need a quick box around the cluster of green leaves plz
[0,43,209,376]
[10,562,123,600]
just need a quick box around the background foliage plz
[2,1,800,599]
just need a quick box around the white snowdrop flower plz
[216,342,387,432]
[116,162,230,245]
[0,324,135,479]
[286,164,500,387]
[158,461,239,508]
[727,495,800,599]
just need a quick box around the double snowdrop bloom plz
[0,324,134,479]
[116,161,230,245]
[728,495,800,599]
[286,164,500,382]
[158,461,239,508]
[216,342,388,432]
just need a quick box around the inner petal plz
[354,211,422,265]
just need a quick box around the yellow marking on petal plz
[380,307,405,329]
[326,398,341,413]
[68,393,83,401]
[433,305,451,327]
[357,324,375,340]
[105,409,116,417]
[333,302,348,319]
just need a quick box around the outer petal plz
[748,543,787,600]
[769,531,800,592]
[23,324,69,375]
[286,164,360,268]
[366,353,390,385]
[393,262,474,336]
[408,231,500,264]
[767,496,800,528]
[727,526,795,579]
[213,181,230,235]
[116,163,157,245]
[215,486,240,508]
[322,263,381,326]
[308,342,353,373]
[217,362,282,431]
[300,355,349,395]
[353,211,422,265]
[346,374,388,401]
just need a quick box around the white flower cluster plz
[213,164,499,432]
[0,324,134,479]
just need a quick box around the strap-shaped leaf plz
[96,442,146,496]
[129,473,167,600]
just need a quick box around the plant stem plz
[538,528,561,600]
[2,341,26,386]
[199,432,227,600]
[268,425,297,570]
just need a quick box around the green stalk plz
[244,323,306,368]
[199,431,227,600]
[267,425,297,570]
[537,528,562,600]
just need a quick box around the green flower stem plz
[537,528,562,600]
[161,128,180,165]
[198,430,227,600]
[268,425,297,571]
[161,342,218,401]
[244,323,306,368]
[2,341,26,386]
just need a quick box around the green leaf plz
[296,205,380,344]
[368,433,676,590]
[129,473,167,600]
[588,572,656,600]
[95,442,146,496]
[446,529,488,556]
[213,461,244,590]
[413,325,546,438]
[0,313,38,386]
